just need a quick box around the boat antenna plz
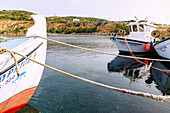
[145,17,148,22]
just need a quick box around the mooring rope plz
[0,49,22,112]
[4,36,170,62]
[0,48,20,77]
[22,36,170,73]
[124,37,170,73]
[10,50,170,101]
[1,36,170,101]
[122,61,136,72]
[4,36,170,73]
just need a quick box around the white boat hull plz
[154,38,170,59]
[0,38,46,112]
[0,15,47,112]
[110,37,153,54]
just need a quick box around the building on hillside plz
[73,18,80,22]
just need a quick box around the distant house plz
[73,18,80,22]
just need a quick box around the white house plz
[73,18,80,22]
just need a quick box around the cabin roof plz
[128,21,158,28]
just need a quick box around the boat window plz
[139,24,144,32]
[129,26,132,32]
[132,25,137,32]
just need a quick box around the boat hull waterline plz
[0,38,46,112]
[110,37,153,54]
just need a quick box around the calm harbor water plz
[16,36,170,113]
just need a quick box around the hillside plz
[0,10,128,35]
[0,10,34,35]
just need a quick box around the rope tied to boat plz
[3,35,170,73]
[124,37,170,73]
[8,50,170,101]
[4,36,170,62]
[29,36,170,73]
[0,49,20,77]
[1,37,170,101]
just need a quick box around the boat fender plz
[145,43,150,51]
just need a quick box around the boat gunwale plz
[0,42,43,75]
[154,37,170,47]
[110,36,148,44]
[0,38,30,50]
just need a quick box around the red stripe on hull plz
[0,86,37,113]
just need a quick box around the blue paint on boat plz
[0,38,29,50]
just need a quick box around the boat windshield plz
[139,24,144,32]
[132,25,137,32]
[129,26,132,32]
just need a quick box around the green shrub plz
[64,27,74,34]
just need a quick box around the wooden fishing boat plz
[0,15,47,112]
[110,20,157,54]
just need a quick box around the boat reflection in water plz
[16,104,40,113]
[148,61,170,95]
[107,55,170,96]
[107,56,151,83]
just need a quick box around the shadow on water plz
[17,104,40,113]
[107,54,170,96]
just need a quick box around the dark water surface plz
[25,36,170,113]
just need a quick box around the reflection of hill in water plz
[107,56,151,82]
[17,104,40,113]
[107,56,170,95]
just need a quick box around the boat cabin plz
[128,20,157,42]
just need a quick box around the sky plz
[0,0,170,24]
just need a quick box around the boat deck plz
[0,38,29,50]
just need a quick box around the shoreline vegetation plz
[0,10,128,36]
[0,10,163,37]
